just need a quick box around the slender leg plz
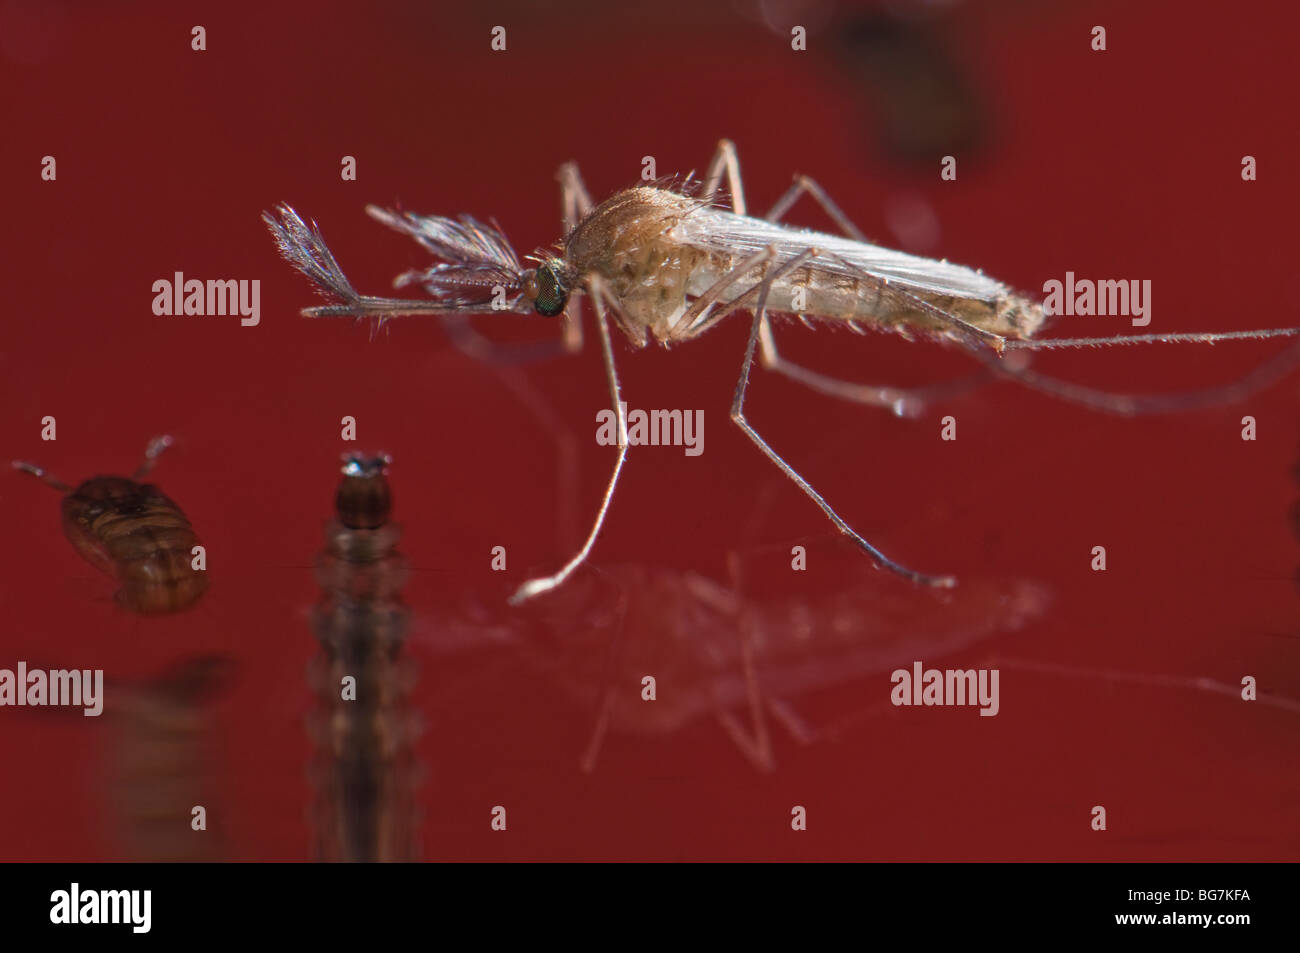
[995,657,1300,714]
[701,139,747,214]
[1005,326,1300,351]
[555,161,597,353]
[422,158,595,365]
[729,262,957,588]
[11,458,71,492]
[765,696,818,745]
[711,551,774,772]
[764,172,1300,381]
[509,276,629,605]
[668,247,777,339]
[713,544,819,746]
[438,314,580,365]
[765,174,868,241]
[764,242,1300,416]
[134,435,174,478]
[973,335,1300,416]
[413,161,594,391]
[579,571,631,774]
[757,339,993,419]
[758,170,998,416]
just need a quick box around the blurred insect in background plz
[264,141,1300,606]
[307,453,421,862]
[11,436,209,615]
[20,654,237,861]
[108,654,236,862]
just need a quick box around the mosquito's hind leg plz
[729,262,956,589]
[758,175,998,417]
[972,336,1300,416]
[765,174,869,241]
[757,323,995,418]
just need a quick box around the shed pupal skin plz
[60,475,208,615]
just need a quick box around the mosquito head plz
[521,257,571,317]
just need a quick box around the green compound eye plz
[534,262,568,317]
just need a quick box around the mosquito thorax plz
[523,259,569,316]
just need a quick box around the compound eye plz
[534,263,568,317]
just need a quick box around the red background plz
[1,0,1296,861]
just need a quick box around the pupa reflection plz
[107,654,236,862]
[307,453,421,862]
[501,557,1052,772]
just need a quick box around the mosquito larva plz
[11,436,208,615]
[263,139,1300,604]
[307,453,420,862]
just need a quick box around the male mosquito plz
[264,140,1300,604]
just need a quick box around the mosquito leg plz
[667,247,777,338]
[995,657,1300,715]
[134,435,174,478]
[509,277,629,605]
[760,174,1003,414]
[11,459,72,492]
[972,336,1300,416]
[556,160,598,353]
[765,174,868,241]
[579,572,631,774]
[766,170,1300,359]
[438,314,582,365]
[557,160,597,224]
[759,327,994,418]
[713,549,774,772]
[765,696,818,745]
[729,262,957,588]
[700,139,748,214]
[690,144,999,356]
[421,159,589,365]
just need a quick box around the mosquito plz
[263,140,1300,605]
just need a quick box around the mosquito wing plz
[673,206,1014,304]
